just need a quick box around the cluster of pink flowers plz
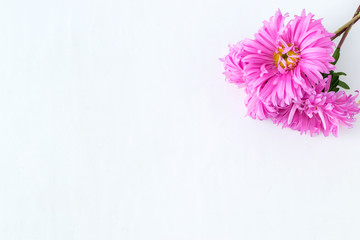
[221,9,360,136]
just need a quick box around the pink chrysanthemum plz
[221,9,360,136]
[242,9,335,106]
[245,91,277,120]
[220,42,246,87]
[274,91,360,136]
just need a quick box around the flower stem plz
[337,5,360,49]
[331,17,360,40]
[331,11,360,41]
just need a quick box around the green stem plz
[331,17,360,40]
[337,5,360,49]
[331,11,360,40]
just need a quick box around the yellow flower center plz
[274,44,300,71]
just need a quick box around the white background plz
[0,0,360,239]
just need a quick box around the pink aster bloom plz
[274,91,360,137]
[242,9,335,106]
[220,42,246,87]
[245,91,277,120]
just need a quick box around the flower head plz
[274,91,360,136]
[220,42,246,87]
[242,9,335,106]
[245,91,277,120]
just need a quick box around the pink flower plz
[274,91,360,136]
[245,91,277,120]
[220,42,246,87]
[221,9,360,136]
[241,9,335,106]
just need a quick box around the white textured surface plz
[0,0,360,239]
